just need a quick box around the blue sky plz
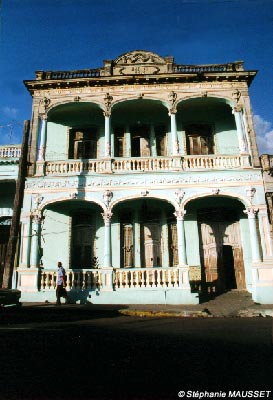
[0,0,272,153]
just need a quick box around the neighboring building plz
[0,145,21,286]
[7,50,273,304]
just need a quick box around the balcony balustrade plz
[0,145,21,159]
[39,267,189,291]
[37,154,251,176]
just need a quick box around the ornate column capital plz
[174,209,186,221]
[244,207,259,218]
[102,211,113,225]
[232,105,243,113]
[31,210,43,224]
[103,93,113,117]
[168,91,177,115]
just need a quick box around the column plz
[174,209,187,266]
[134,208,141,267]
[104,112,111,158]
[20,218,32,268]
[125,125,131,157]
[111,132,115,157]
[169,111,179,155]
[38,115,47,161]
[30,213,42,268]
[244,207,262,262]
[233,106,247,154]
[150,125,157,156]
[161,210,169,267]
[102,210,113,268]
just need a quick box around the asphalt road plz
[0,305,272,400]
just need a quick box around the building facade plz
[7,50,273,304]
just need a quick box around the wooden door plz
[72,225,96,269]
[199,218,245,292]
[121,224,133,268]
[143,223,161,267]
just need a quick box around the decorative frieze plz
[25,172,262,190]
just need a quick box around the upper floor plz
[23,50,260,177]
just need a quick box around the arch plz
[183,192,250,210]
[39,197,106,214]
[110,193,176,212]
[111,97,168,111]
[177,95,235,109]
[47,101,104,125]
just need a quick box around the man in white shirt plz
[56,261,67,305]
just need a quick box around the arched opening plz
[47,102,103,161]
[113,198,175,268]
[177,97,237,156]
[111,99,168,158]
[42,200,103,270]
[185,196,246,295]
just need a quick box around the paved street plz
[0,305,272,400]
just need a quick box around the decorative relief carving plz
[232,89,241,103]
[103,93,113,117]
[175,189,185,205]
[25,173,262,190]
[246,187,256,204]
[168,91,177,114]
[114,51,165,65]
[103,190,113,206]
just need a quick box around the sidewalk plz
[22,290,273,318]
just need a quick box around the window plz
[185,124,214,155]
[131,125,150,157]
[69,128,97,159]
[155,125,167,156]
[114,126,125,157]
[71,214,96,269]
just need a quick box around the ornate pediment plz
[112,50,170,75]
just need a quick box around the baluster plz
[135,270,139,288]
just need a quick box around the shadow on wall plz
[67,288,100,304]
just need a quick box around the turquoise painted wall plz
[42,209,70,269]
[46,122,68,161]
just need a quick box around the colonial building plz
[5,50,273,304]
[0,145,21,287]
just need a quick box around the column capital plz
[102,210,113,224]
[39,113,48,121]
[232,105,243,113]
[103,110,112,118]
[104,93,113,117]
[244,207,259,218]
[174,209,186,220]
[168,107,177,116]
[31,210,44,224]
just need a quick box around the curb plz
[119,308,273,318]
[119,309,211,318]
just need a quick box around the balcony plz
[0,145,21,161]
[36,154,251,176]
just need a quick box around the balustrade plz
[114,267,186,289]
[0,146,21,158]
[42,154,250,176]
[40,269,102,290]
[40,267,189,291]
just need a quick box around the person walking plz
[56,261,68,305]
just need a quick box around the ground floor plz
[11,178,273,304]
